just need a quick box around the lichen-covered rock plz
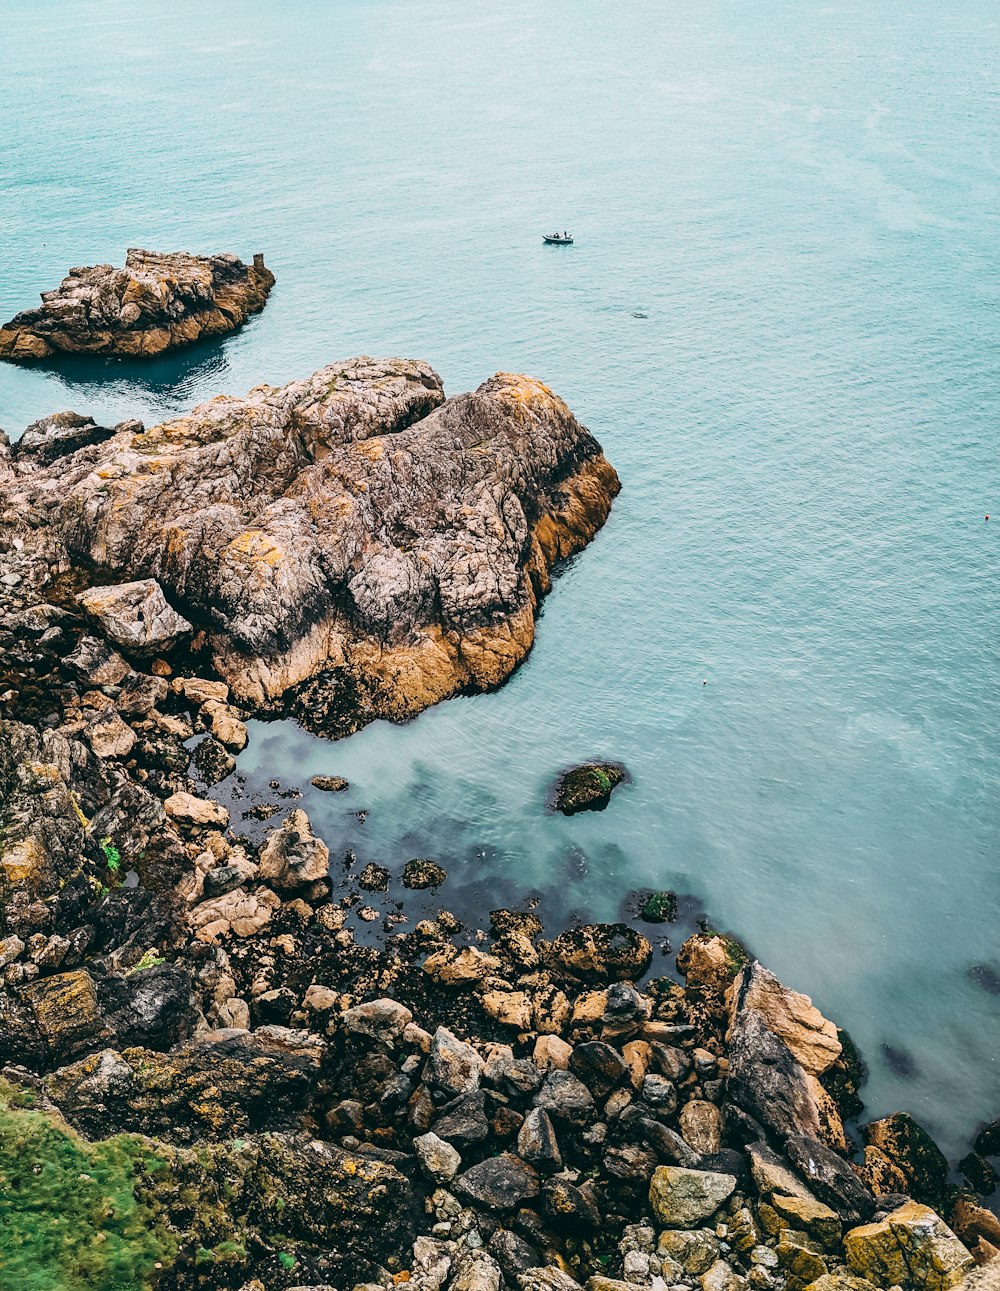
[43,1028,321,1142]
[0,248,274,360]
[844,1201,974,1291]
[0,361,619,735]
[862,1112,951,1210]
[547,923,652,983]
[648,1165,737,1228]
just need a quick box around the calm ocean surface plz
[3,0,998,1156]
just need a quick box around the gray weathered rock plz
[648,1165,738,1228]
[427,1025,485,1096]
[455,1153,539,1209]
[78,579,192,655]
[0,361,619,736]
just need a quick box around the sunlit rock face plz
[0,357,620,735]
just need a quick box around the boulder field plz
[0,248,275,360]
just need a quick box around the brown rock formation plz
[1,357,620,735]
[0,248,275,360]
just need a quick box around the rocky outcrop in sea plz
[0,248,275,360]
[0,358,620,733]
[0,363,996,1291]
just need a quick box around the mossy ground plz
[0,1080,175,1291]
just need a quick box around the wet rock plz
[639,888,678,922]
[258,809,329,890]
[403,858,448,889]
[202,863,246,900]
[455,1152,539,1210]
[357,863,389,892]
[844,1201,974,1291]
[0,248,275,360]
[18,968,111,1065]
[550,762,627,814]
[958,1151,1000,1196]
[785,1135,876,1225]
[78,579,192,655]
[648,1165,737,1228]
[862,1112,950,1210]
[548,923,652,983]
[641,1072,678,1112]
[413,1131,461,1183]
[311,774,349,791]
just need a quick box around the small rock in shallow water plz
[402,857,447,888]
[549,761,628,814]
[311,774,349,792]
[358,862,389,892]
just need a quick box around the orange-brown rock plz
[0,248,274,360]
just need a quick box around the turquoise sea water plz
[3,0,999,1158]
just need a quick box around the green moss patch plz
[0,1080,175,1291]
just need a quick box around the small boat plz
[543,231,574,245]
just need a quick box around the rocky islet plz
[0,248,275,360]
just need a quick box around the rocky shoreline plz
[0,368,998,1291]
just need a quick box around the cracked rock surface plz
[0,247,275,360]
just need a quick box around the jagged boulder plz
[843,1201,974,1291]
[0,248,274,360]
[77,579,192,655]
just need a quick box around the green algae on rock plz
[550,762,628,815]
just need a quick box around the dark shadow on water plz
[30,333,238,413]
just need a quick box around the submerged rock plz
[550,762,628,814]
[0,248,274,360]
[403,858,448,888]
